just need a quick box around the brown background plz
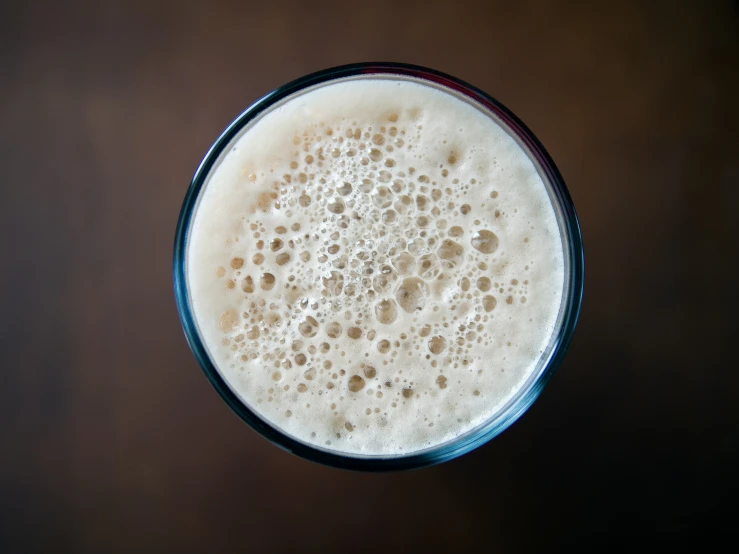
[1,0,738,552]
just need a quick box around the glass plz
[173,62,584,471]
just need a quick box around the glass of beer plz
[174,63,584,470]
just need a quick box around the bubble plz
[392,252,416,275]
[371,186,393,209]
[418,253,440,279]
[437,239,465,266]
[304,368,316,380]
[327,197,345,214]
[275,226,287,234]
[374,298,399,325]
[359,178,374,193]
[218,310,238,332]
[256,192,274,211]
[402,388,414,399]
[337,182,352,196]
[471,230,499,254]
[419,324,432,337]
[416,215,430,228]
[448,226,464,237]
[407,238,425,255]
[477,277,492,292]
[377,339,391,354]
[326,322,342,338]
[299,251,310,262]
[270,238,283,251]
[294,353,307,365]
[364,365,377,378]
[460,204,471,215]
[297,383,308,393]
[252,253,265,264]
[428,335,447,355]
[323,271,344,296]
[241,276,255,293]
[369,148,383,162]
[276,253,291,265]
[347,327,363,339]
[230,257,244,269]
[259,273,275,290]
[382,209,398,224]
[396,277,429,313]
[216,266,226,278]
[299,316,319,337]
[460,277,470,292]
[482,295,497,312]
[370,274,389,293]
[415,195,429,211]
[272,371,282,381]
[337,215,351,229]
[436,375,448,389]
[348,375,366,392]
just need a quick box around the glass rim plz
[173,62,584,471]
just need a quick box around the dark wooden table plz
[2,1,737,552]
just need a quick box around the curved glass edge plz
[173,62,584,472]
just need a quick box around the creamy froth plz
[187,77,564,455]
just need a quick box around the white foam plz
[187,77,565,455]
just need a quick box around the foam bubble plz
[375,299,399,324]
[396,277,429,313]
[471,230,499,254]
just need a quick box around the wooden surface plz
[1,1,737,552]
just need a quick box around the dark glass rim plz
[173,62,584,471]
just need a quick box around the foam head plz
[186,77,565,455]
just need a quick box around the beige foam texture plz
[187,77,564,455]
